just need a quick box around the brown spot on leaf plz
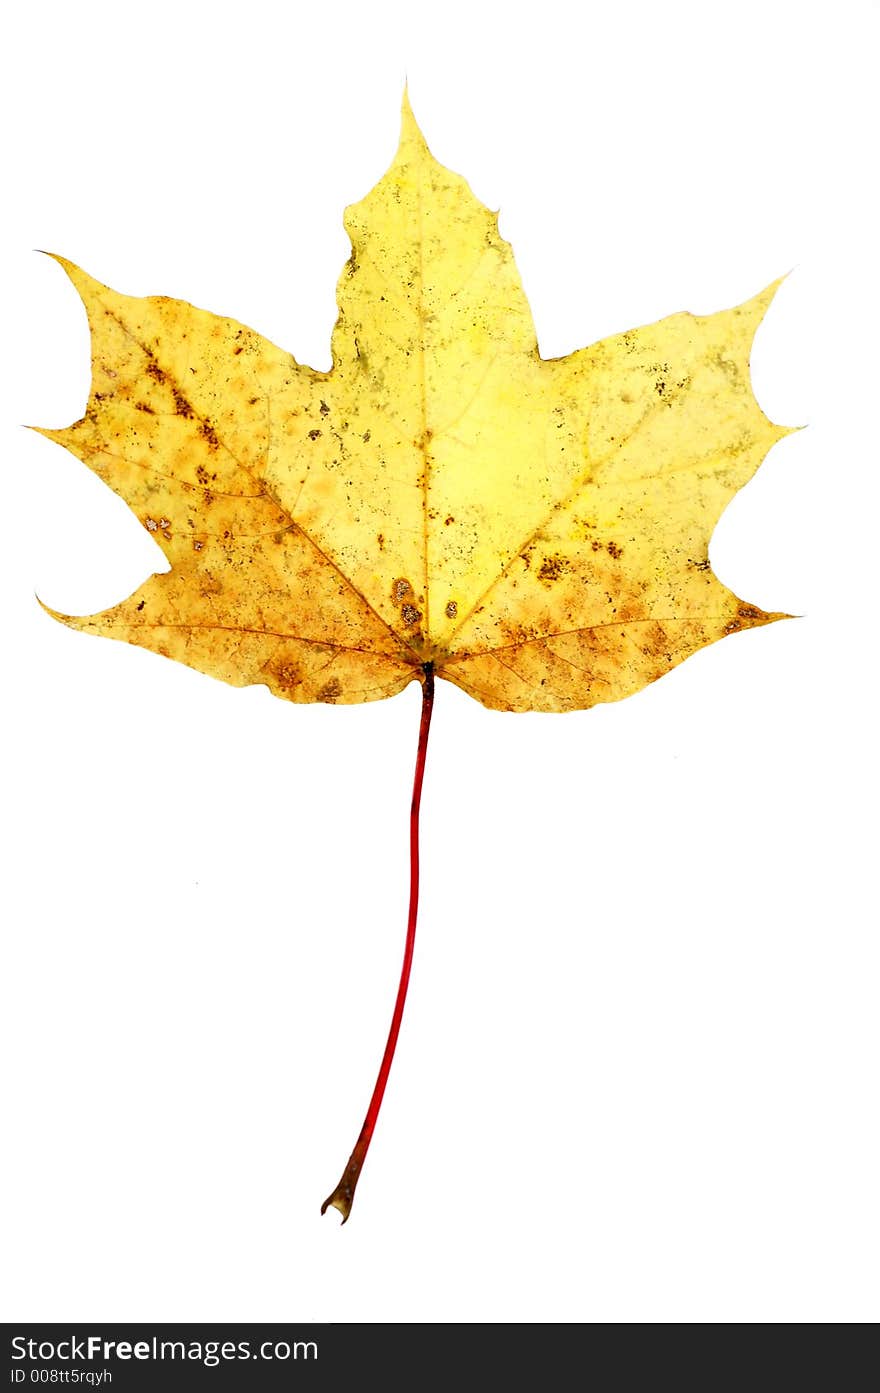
[725,603,766,634]
[498,617,541,647]
[317,677,342,703]
[641,621,670,658]
[308,428,322,441]
[401,603,421,627]
[445,600,458,619]
[392,578,412,603]
[274,661,302,692]
[172,388,194,419]
[537,555,571,586]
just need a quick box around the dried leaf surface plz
[39,96,790,711]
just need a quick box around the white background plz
[2,0,878,1323]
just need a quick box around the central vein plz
[417,158,431,640]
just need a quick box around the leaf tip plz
[398,83,430,158]
[36,592,101,634]
[742,273,791,330]
[754,606,799,630]
[38,250,105,308]
[26,423,66,445]
[37,249,77,277]
[35,593,72,627]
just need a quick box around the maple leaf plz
[36,94,793,1220]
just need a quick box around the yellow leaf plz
[38,92,791,713]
